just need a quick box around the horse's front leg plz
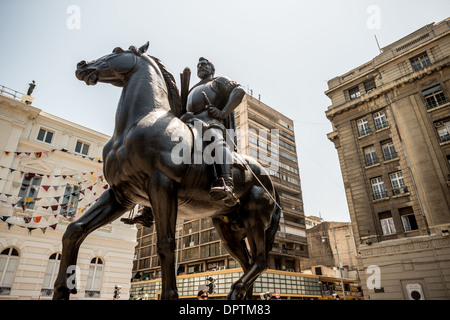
[53,189,130,299]
[149,171,179,300]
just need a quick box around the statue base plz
[21,94,35,105]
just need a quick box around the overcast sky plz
[1,0,449,222]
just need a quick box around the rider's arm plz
[209,77,245,120]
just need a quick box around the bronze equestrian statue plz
[52,42,280,300]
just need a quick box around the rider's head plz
[197,57,215,79]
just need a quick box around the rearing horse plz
[53,42,280,300]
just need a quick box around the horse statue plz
[53,42,280,300]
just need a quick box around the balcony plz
[392,186,409,196]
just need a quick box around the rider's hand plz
[208,106,224,120]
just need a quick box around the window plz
[381,140,398,161]
[279,119,294,131]
[390,171,408,195]
[410,52,431,71]
[379,212,396,235]
[434,120,450,143]
[85,257,103,298]
[0,247,19,295]
[422,85,448,110]
[364,146,379,166]
[371,177,387,200]
[373,111,389,130]
[349,86,361,100]
[16,173,42,210]
[60,184,81,217]
[364,78,377,93]
[357,118,371,137]
[37,128,54,144]
[183,234,199,248]
[41,253,61,296]
[399,207,418,232]
[280,130,295,141]
[75,140,90,155]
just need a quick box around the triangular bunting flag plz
[42,185,51,192]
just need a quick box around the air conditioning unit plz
[406,283,425,300]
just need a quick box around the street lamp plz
[322,227,346,300]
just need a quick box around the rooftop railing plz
[0,85,26,101]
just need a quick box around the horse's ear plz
[139,41,149,54]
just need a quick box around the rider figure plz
[183,57,245,204]
[122,57,245,227]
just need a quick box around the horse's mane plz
[148,55,183,118]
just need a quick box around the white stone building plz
[0,87,137,299]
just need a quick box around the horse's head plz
[75,42,150,87]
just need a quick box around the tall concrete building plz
[132,93,308,284]
[0,87,136,299]
[325,19,450,299]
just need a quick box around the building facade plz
[0,87,137,299]
[131,93,309,293]
[300,221,359,280]
[305,215,323,229]
[325,18,450,299]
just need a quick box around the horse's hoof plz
[227,282,246,300]
[52,286,71,300]
[160,289,179,300]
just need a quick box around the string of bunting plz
[0,164,103,179]
[0,152,109,234]
[1,149,103,163]
[0,170,105,189]
[0,190,106,233]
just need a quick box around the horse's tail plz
[265,189,281,255]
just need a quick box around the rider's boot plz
[209,146,238,206]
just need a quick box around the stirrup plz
[209,178,238,205]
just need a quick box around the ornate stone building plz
[0,87,136,299]
[325,18,450,299]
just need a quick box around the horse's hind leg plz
[53,189,130,300]
[228,187,273,300]
[212,216,253,298]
